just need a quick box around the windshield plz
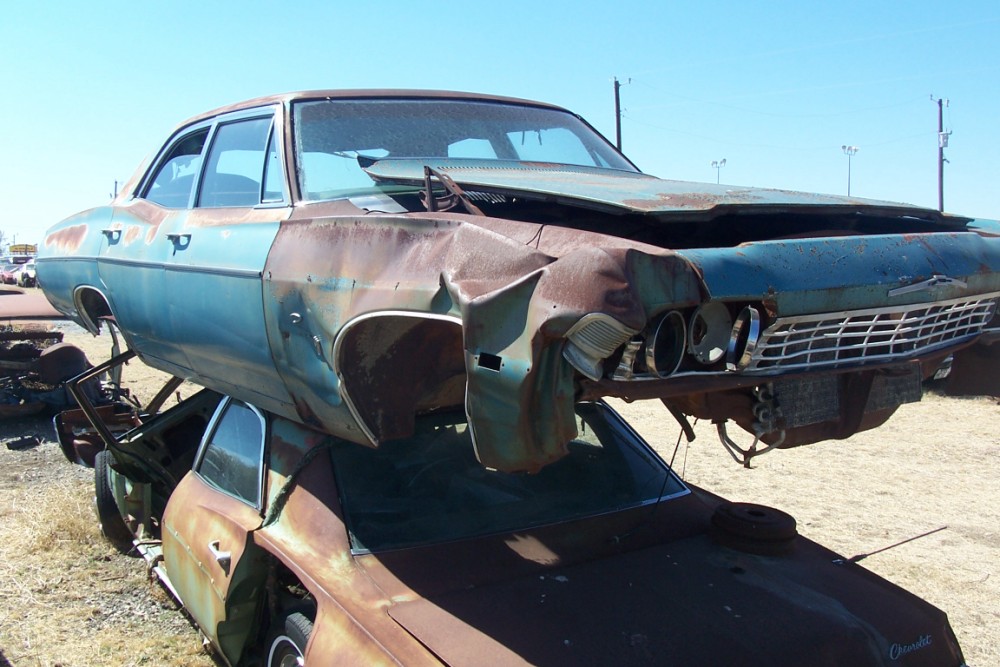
[292,98,636,201]
[331,402,686,552]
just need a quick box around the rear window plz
[331,402,686,552]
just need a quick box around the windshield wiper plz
[421,166,484,216]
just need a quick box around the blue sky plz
[3,1,998,246]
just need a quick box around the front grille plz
[746,292,1000,373]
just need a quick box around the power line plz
[622,114,934,153]
[629,80,929,119]
[628,18,1000,78]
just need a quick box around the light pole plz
[841,145,859,196]
[711,159,726,184]
[931,95,950,212]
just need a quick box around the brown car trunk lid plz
[384,535,960,666]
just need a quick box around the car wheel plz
[94,449,135,554]
[266,611,313,667]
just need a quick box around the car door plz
[102,108,295,414]
[161,111,292,410]
[98,124,211,370]
[161,397,269,662]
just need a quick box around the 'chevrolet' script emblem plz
[889,634,933,660]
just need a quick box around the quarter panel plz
[37,208,115,323]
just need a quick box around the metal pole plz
[848,154,852,196]
[712,159,726,184]
[937,97,944,212]
[842,145,858,196]
[614,77,622,151]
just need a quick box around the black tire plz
[710,502,798,555]
[94,449,135,554]
[266,611,313,666]
[712,502,797,541]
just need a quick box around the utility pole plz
[613,77,623,151]
[931,95,950,212]
[613,77,631,151]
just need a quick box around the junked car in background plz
[0,264,21,285]
[18,261,37,288]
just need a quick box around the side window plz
[197,117,272,208]
[196,399,266,507]
[507,127,596,166]
[144,130,209,208]
[448,138,497,159]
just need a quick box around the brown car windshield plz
[292,98,637,201]
[330,402,687,553]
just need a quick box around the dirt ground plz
[1,321,997,666]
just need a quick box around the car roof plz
[178,89,574,128]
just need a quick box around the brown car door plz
[161,398,268,660]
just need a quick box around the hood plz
[363,159,959,223]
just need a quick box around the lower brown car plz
[76,389,964,666]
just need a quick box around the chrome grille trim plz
[746,292,1000,373]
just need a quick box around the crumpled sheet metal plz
[264,214,707,472]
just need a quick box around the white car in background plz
[18,262,36,288]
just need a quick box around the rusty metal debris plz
[0,326,71,419]
[5,435,40,451]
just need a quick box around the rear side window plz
[196,399,266,507]
[198,117,273,208]
[144,130,209,208]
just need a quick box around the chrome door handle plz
[208,540,232,573]
[165,233,191,243]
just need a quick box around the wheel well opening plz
[338,315,466,442]
[269,559,316,619]
[75,288,113,335]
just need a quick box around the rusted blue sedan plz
[38,90,1000,471]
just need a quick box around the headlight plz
[688,301,732,364]
[645,310,686,377]
[727,306,761,371]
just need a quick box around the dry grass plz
[0,323,996,665]
[0,444,218,667]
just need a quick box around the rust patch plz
[44,224,88,254]
[621,189,768,212]
[123,225,142,245]
[144,223,161,246]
